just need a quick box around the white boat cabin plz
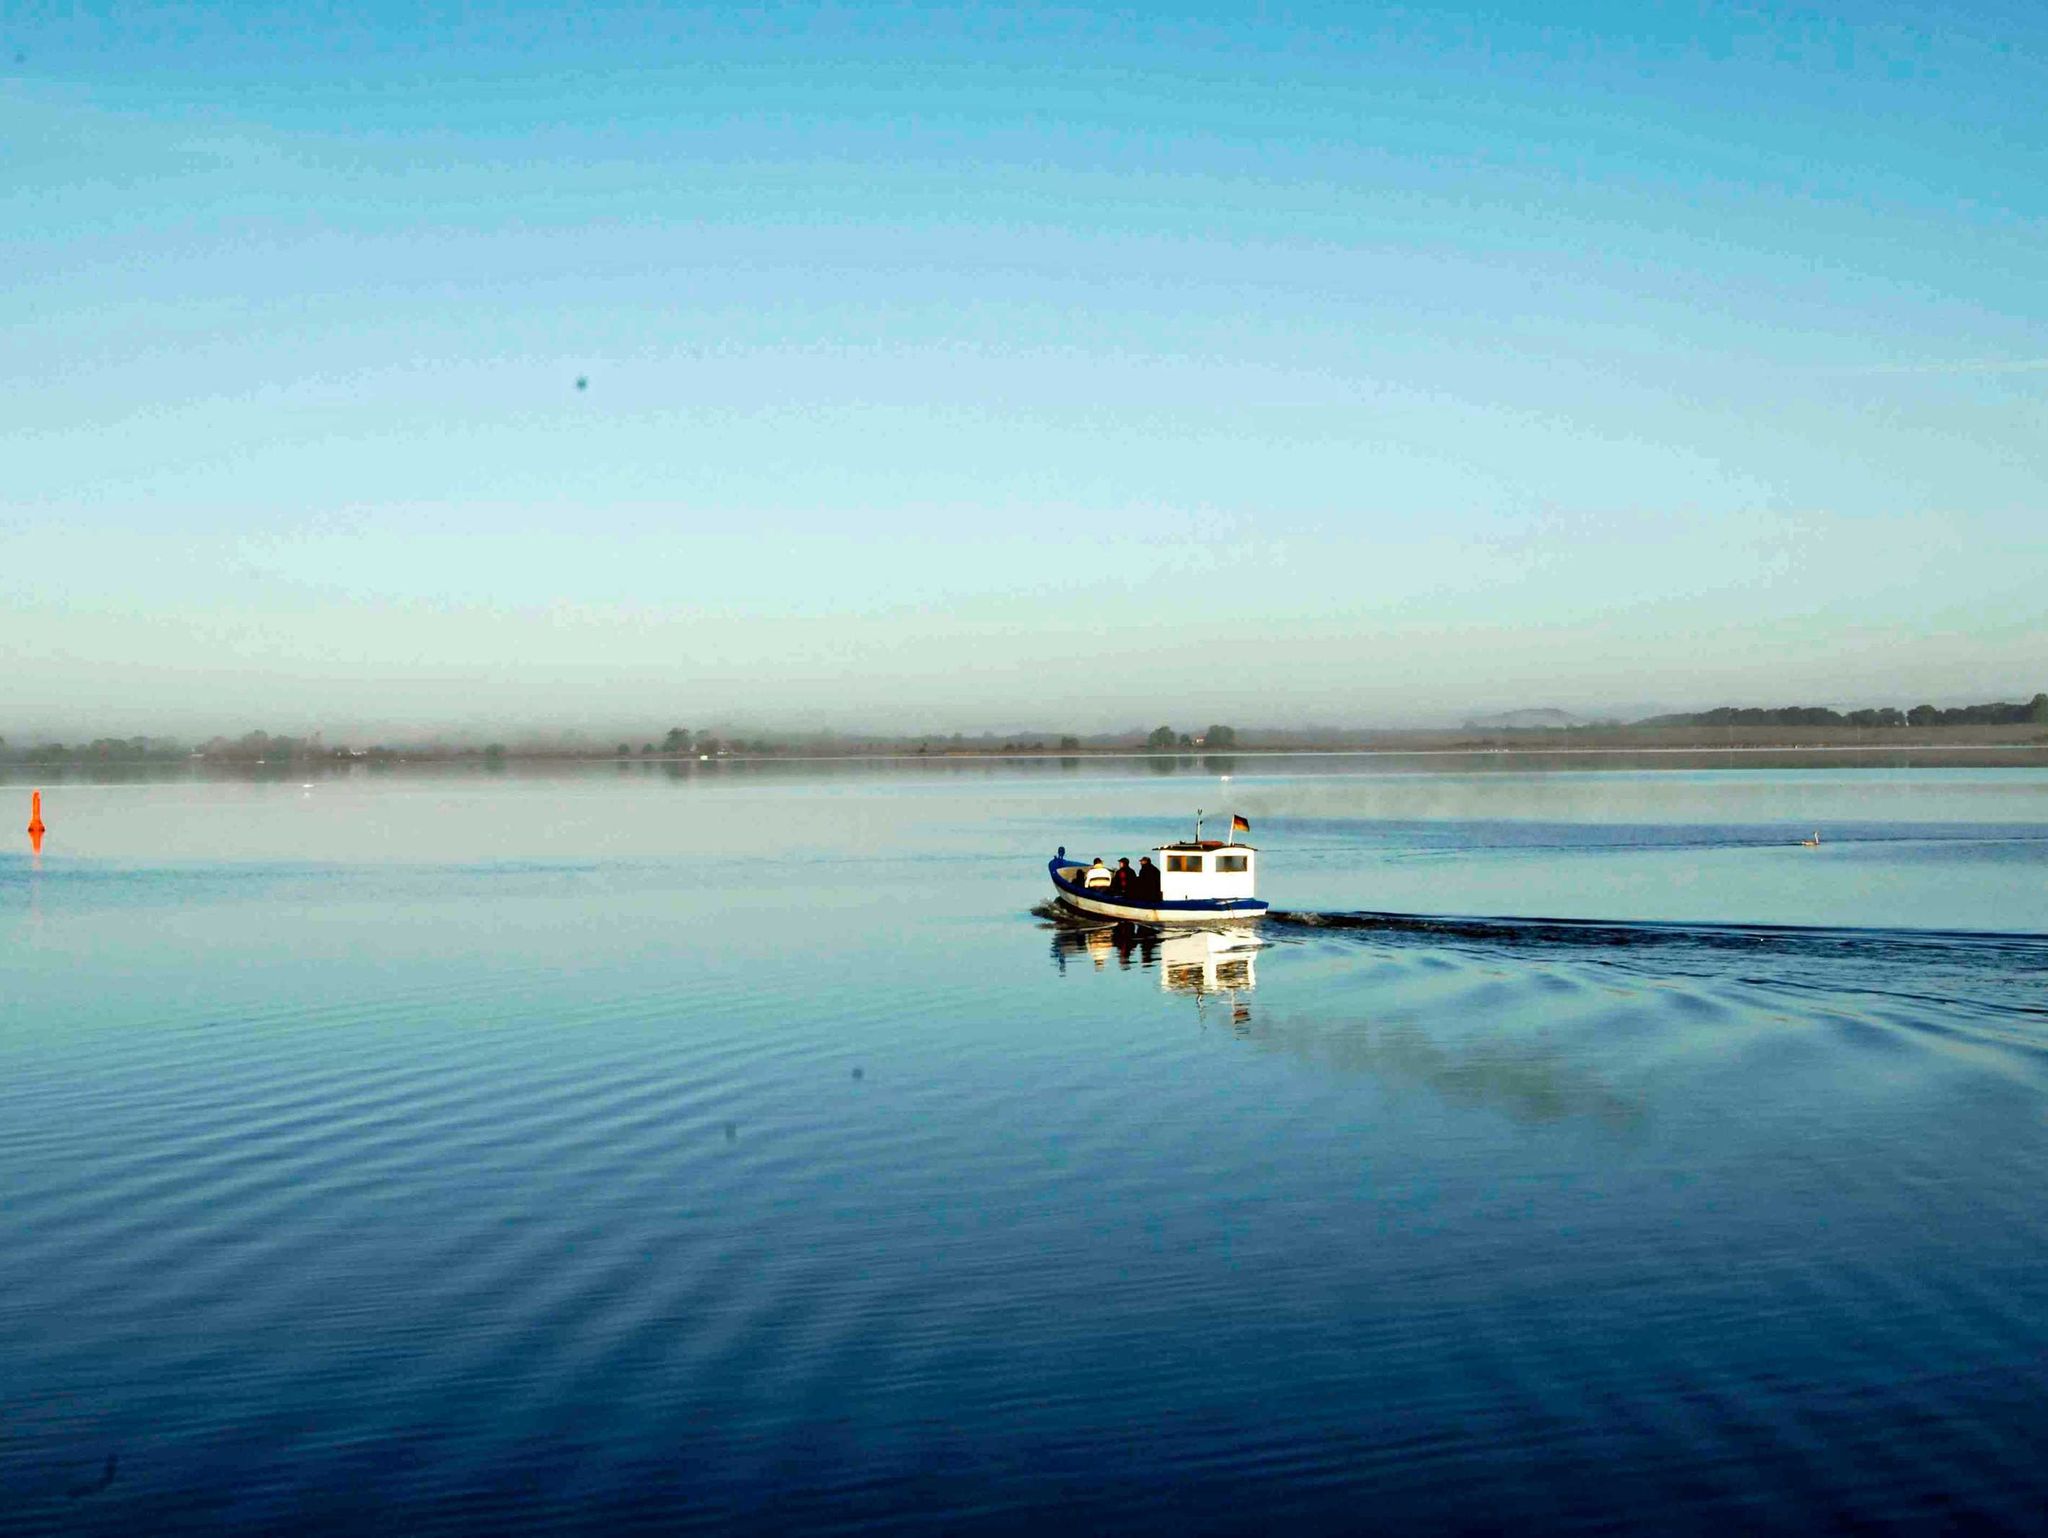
[1154,840,1257,903]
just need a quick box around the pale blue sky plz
[4,2,2044,736]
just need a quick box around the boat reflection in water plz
[1049,920,1262,1024]
[1044,913,1647,1129]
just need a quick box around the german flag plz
[1230,813,1250,836]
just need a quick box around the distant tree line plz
[611,728,785,758]
[0,735,184,764]
[1643,695,2048,729]
[197,731,323,762]
[1145,724,1239,750]
[0,731,353,764]
[8,700,2042,767]
[0,726,793,765]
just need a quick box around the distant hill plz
[1461,708,1591,731]
[1636,706,1851,728]
[1638,696,2046,729]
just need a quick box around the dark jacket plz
[1136,860,1163,902]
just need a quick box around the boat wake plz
[1033,894,2048,1023]
[1268,906,2046,952]
[1267,909,2048,1026]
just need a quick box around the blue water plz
[4,758,2047,1532]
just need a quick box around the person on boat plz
[1083,857,1114,890]
[1136,856,1162,903]
[1111,857,1136,897]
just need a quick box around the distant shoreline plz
[7,738,2046,785]
[7,715,2044,773]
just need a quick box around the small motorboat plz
[1049,815,1268,924]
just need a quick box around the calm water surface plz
[4,758,2047,1533]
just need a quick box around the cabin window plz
[1215,855,1249,873]
[1165,854,1203,873]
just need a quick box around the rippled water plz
[4,758,2047,1532]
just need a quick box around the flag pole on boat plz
[1195,808,1203,843]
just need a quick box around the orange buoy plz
[27,790,44,836]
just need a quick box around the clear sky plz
[4,1,2044,738]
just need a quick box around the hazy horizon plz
[6,686,2047,749]
[7,3,2044,731]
